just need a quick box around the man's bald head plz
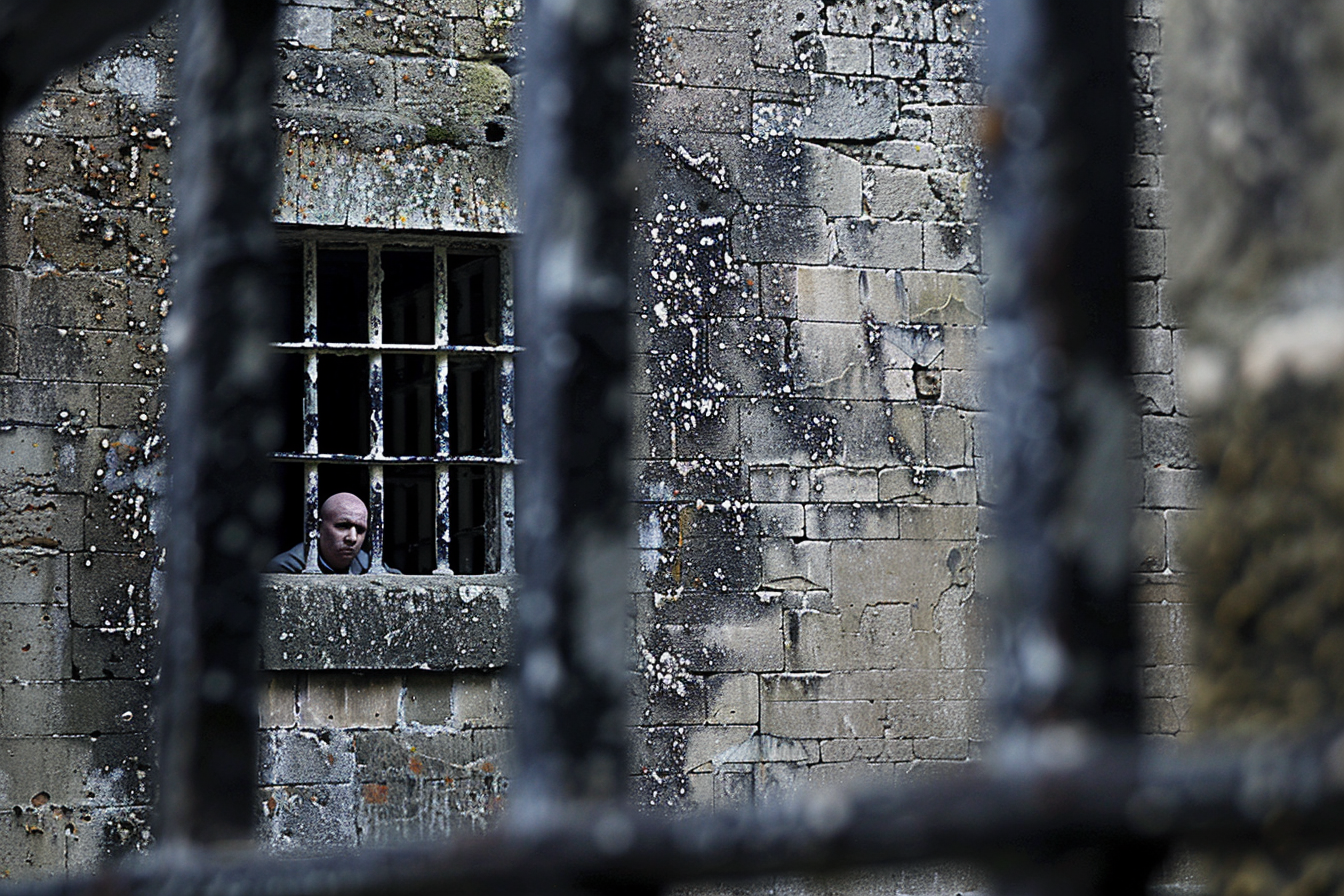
[318,492,368,572]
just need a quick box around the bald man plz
[266,492,396,574]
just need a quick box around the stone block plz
[898,504,978,540]
[834,218,921,269]
[20,325,163,384]
[750,465,811,503]
[1130,281,1160,327]
[1142,414,1196,468]
[11,94,119,138]
[878,466,977,504]
[902,270,983,324]
[872,138,938,168]
[759,264,797,318]
[98,384,159,428]
[0,603,70,682]
[298,674,400,729]
[660,614,784,673]
[0,425,55,491]
[259,728,357,786]
[1144,467,1205,509]
[805,503,901,540]
[0,733,150,809]
[273,48,394,109]
[1166,508,1198,573]
[0,493,83,552]
[825,0,935,39]
[708,673,759,725]
[835,400,927,467]
[1134,373,1177,414]
[1132,326,1174,373]
[912,737,969,760]
[925,407,969,466]
[71,627,154,681]
[259,578,510,670]
[70,551,152,628]
[1133,509,1166,572]
[259,783,359,854]
[774,76,903,141]
[731,205,830,265]
[821,737,915,763]
[883,699,980,739]
[1129,228,1165,279]
[638,27,758,89]
[761,698,884,739]
[451,672,512,729]
[0,381,96,429]
[832,539,964,632]
[1131,185,1169,229]
[873,40,925,78]
[636,84,749,134]
[261,673,299,729]
[0,553,67,606]
[812,466,879,502]
[761,539,831,590]
[924,223,979,272]
[795,265,899,322]
[0,805,66,880]
[0,680,152,736]
[1135,602,1189,667]
[865,167,939,220]
[756,503,805,538]
[278,4,334,48]
[792,321,882,398]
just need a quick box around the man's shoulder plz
[265,543,307,573]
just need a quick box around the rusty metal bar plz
[366,245,389,574]
[512,0,635,810]
[497,250,517,574]
[18,732,1344,896]
[983,0,1137,752]
[982,0,1149,892]
[157,0,280,844]
[302,240,321,573]
[434,245,454,574]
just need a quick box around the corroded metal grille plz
[268,234,517,575]
[4,0,1344,893]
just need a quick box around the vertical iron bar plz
[513,0,635,813]
[368,245,387,574]
[158,0,280,844]
[498,250,516,574]
[303,240,320,573]
[434,245,453,574]
[982,0,1155,890]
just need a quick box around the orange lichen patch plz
[362,783,389,804]
[408,756,424,776]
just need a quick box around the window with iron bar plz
[268,229,516,576]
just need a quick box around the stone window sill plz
[259,574,513,671]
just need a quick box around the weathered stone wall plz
[0,0,1190,885]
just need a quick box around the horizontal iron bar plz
[16,732,1344,896]
[270,342,519,355]
[270,453,517,465]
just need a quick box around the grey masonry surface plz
[0,0,1191,886]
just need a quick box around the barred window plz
[269,231,515,575]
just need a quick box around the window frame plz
[269,227,517,577]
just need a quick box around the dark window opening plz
[269,232,514,576]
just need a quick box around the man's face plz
[318,497,368,571]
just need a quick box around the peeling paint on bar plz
[368,244,388,574]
